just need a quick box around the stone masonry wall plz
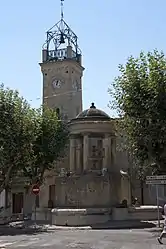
[53,174,119,208]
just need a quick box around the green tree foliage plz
[109,50,166,178]
[0,84,36,192]
[0,84,69,192]
[23,106,69,185]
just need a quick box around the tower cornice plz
[39,59,84,72]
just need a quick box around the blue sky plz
[0,0,166,116]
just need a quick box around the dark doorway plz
[12,192,23,214]
[48,185,55,208]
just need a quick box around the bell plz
[60,32,65,44]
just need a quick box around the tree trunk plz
[0,165,15,195]
[140,179,144,205]
[23,187,35,216]
[5,187,8,208]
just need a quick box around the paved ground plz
[0,229,164,249]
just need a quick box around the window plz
[48,185,55,208]
[56,108,60,119]
[56,107,60,115]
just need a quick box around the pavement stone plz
[0,229,164,248]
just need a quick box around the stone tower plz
[39,0,84,120]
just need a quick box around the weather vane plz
[61,0,64,20]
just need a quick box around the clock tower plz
[40,0,84,120]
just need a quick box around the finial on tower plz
[61,0,64,20]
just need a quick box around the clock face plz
[52,79,62,89]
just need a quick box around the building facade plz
[37,6,131,211]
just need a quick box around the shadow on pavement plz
[0,220,160,235]
[0,221,50,236]
[0,227,50,236]
[90,220,157,230]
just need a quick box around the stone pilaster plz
[83,134,89,171]
[103,134,111,169]
[111,137,116,165]
[76,142,82,173]
[69,136,76,172]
